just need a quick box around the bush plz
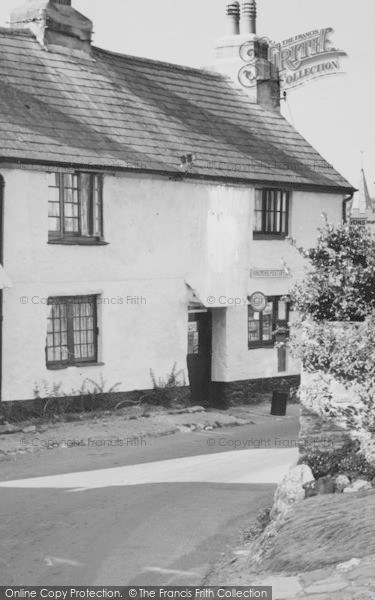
[33,376,122,416]
[243,508,272,542]
[291,319,375,384]
[300,440,375,480]
[288,218,375,461]
[140,363,188,408]
[289,218,375,322]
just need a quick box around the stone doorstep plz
[344,588,375,599]
[296,596,331,600]
[344,564,375,581]
[250,576,302,600]
[288,592,375,600]
[304,578,350,594]
[251,556,375,599]
[299,567,336,586]
[251,575,372,599]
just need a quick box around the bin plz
[271,390,289,416]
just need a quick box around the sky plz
[1,0,374,196]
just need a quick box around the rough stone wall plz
[210,375,300,408]
[0,376,302,419]
[0,388,191,423]
[298,369,356,455]
[299,404,352,455]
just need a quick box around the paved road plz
[0,417,299,586]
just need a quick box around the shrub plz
[290,319,375,383]
[243,508,272,542]
[289,217,375,322]
[287,218,375,461]
[33,376,122,415]
[300,440,375,480]
[141,363,187,408]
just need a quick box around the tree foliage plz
[289,217,375,322]
[288,217,375,462]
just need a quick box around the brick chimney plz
[212,0,280,112]
[10,0,93,57]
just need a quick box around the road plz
[0,416,299,586]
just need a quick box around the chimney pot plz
[240,0,257,35]
[225,1,240,36]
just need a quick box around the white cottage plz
[0,0,354,407]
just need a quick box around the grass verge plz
[250,490,375,574]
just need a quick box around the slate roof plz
[0,27,353,192]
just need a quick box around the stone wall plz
[298,369,358,456]
[0,387,191,423]
[0,376,302,419]
[210,375,301,408]
[299,404,352,455]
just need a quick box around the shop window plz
[248,296,289,348]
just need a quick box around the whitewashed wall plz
[213,190,344,382]
[0,168,344,400]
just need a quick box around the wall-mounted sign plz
[249,292,267,312]
[250,267,292,279]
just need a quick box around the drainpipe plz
[0,176,4,403]
[342,191,354,223]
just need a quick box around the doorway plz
[187,307,212,405]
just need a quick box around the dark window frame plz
[48,172,105,244]
[46,295,98,369]
[253,189,290,239]
[248,295,290,349]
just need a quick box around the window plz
[248,296,289,348]
[253,189,289,238]
[48,173,104,243]
[46,296,98,368]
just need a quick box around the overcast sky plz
[1,0,374,196]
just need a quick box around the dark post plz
[271,390,289,416]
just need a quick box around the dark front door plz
[187,308,212,406]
